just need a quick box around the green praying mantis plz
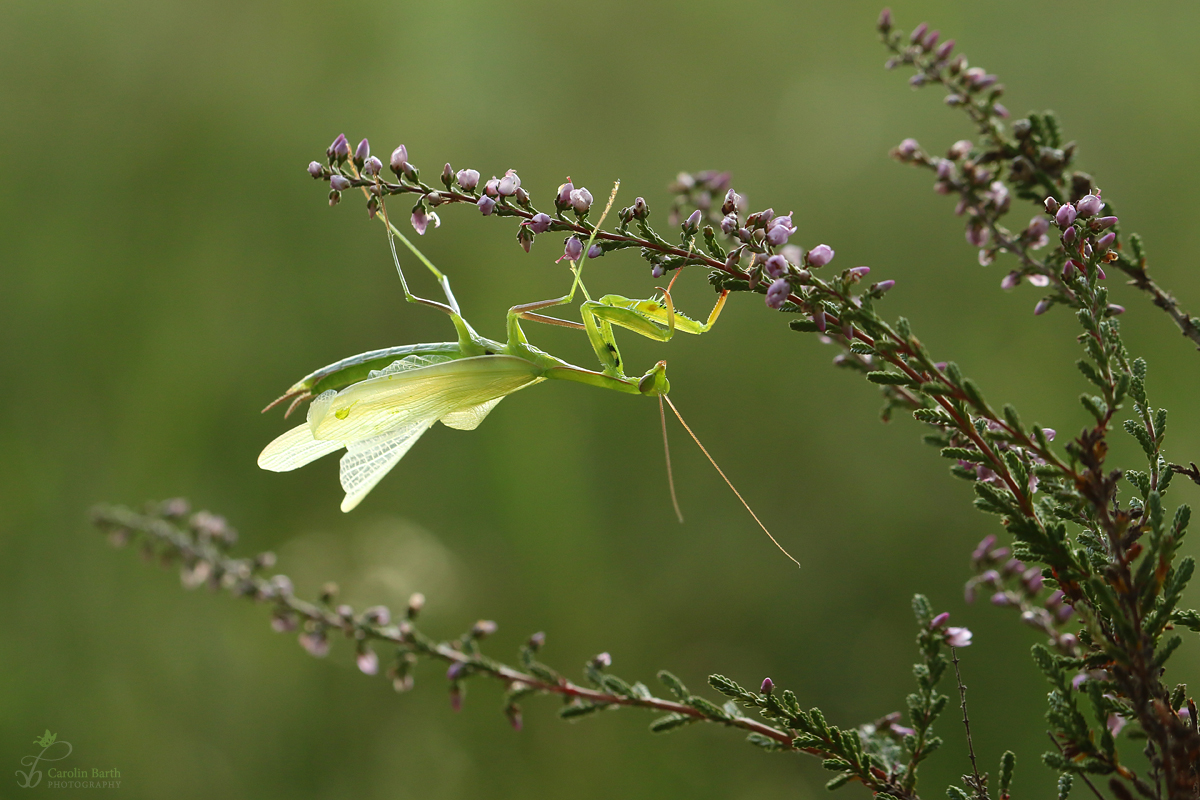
[258,188,799,566]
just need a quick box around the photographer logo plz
[16,731,121,790]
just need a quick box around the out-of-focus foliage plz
[2,1,1199,798]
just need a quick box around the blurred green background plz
[3,0,1199,797]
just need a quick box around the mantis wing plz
[338,421,434,512]
[258,422,344,472]
[439,397,505,430]
[310,355,544,442]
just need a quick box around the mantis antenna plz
[663,395,801,569]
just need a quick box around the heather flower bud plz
[848,266,871,280]
[587,244,603,259]
[1055,204,1077,228]
[1034,298,1051,315]
[651,264,665,278]
[570,187,593,214]
[806,244,835,268]
[307,161,324,178]
[1096,232,1116,250]
[556,181,574,209]
[472,619,498,638]
[1107,304,1125,316]
[921,30,939,50]
[477,195,496,216]
[455,169,480,192]
[965,221,990,247]
[560,236,583,262]
[329,133,351,162]
[765,214,796,246]
[684,209,702,233]
[1027,215,1050,238]
[764,254,788,278]
[1075,194,1102,218]
[528,631,546,650]
[1044,196,1059,214]
[528,213,552,234]
[363,156,382,177]
[993,103,1010,118]
[1028,274,1049,287]
[329,174,352,192]
[353,138,370,167]
[446,661,466,681]
[633,196,649,219]
[389,145,409,176]
[910,22,928,42]
[1000,271,1021,290]
[760,677,774,694]
[721,188,739,215]
[362,605,391,625]
[1061,227,1077,245]
[720,214,738,235]
[411,207,439,235]
[483,177,500,197]
[935,39,955,59]
[592,652,612,669]
[991,592,1013,607]
[877,7,892,32]
[1093,215,1118,230]
[948,139,973,160]
[498,169,521,197]
[299,631,329,657]
[812,309,826,333]
[909,74,926,88]
[929,612,950,629]
[357,648,379,675]
[897,138,919,158]
[440,162,454,188]
[944,627,973,647]
[935,159,954,180]
[407,592,425,617]
[765,278,790,309]
[874,279,896,293]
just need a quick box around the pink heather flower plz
[1028,274,1050,287]
[307,161,323,178]
[1107,714,1126,736]
[1055,204,1077,228]
[329,174,352,192]
[1076,194,1103,217]
[929,612,950,629]
[972,535,997,561]
[477,195,496,216]
[765,214,796,246]
[498,169,521,197]
[1034,298,1051,315]
[765,278,790,309]
[456,168,480,191]
[570,187,593,214]
[944,627,973,647]
[1000,271,1021,290]
[389,145,408,175]
[897,138,919,158]
[357,649,379,675]
[965,221,990,247]
[948,139,973,160]
[760,677,774,694]
[411,207,439,235]
[806,244,835,267]
[298,632,329,658]
[558,236,583,263]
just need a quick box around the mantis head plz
[637,361,670,396]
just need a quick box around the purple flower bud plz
[1042,428,1056,440]
[721,188,739,215]
[681,209,702,232]
[570,187,593,214]
[936,39,955,59]
[806,244,835,268]
[477,195,496,216]
[965,221,990,247]
[528,631,546,650]
[651,264,665,279]
[812,309,826,332]
[970,74,997,90]
[1001,271,1021,290]
[633,196,650,219]
[270,612,297,632]
[848,266,871,280]
[354,138,370,166]
[922,29,940,50]
[329,133,351,161]
[765,254,788,278]
[1094,215,1118,230]
[1056,604,1074,623]
[1022,566,1045,593]
[930,612,950,629]
[560,236,583,262]
[363,605,391,625]
[760,677,774,694]
[449,686,463,711]
[1061,227,1077,245]
[528,213,552,234]
[991,592,1012,607]
[1028,274,1049,287]
[1076,194,1102,218]
[299,631,329,658]
[944,627,973,647]
[484,177,500,197]
[720,214,738,235]
[944,94,964,106]
[498,169,521,197]
[897,138,919,158]
[329,174,352,192]
[1044,196,1059,214]
[765,278,790,309]
[1034,298,1051,316]
[909,74,926,88]
[447,661,466,681]
[472,619,498,638]
[981,569,1002,585]
[765,214,796,246]
[948,139,973,160]
[1063,260,1079,278]
[993,102,1010,118]
[363,156,382,177]
[877,7,892,30]
[307,161,324,178]
[456,168,480,191]
[1055,204,1077,228]
[357,648,379,675]
[389,145,408,176]
[556,181,574,208]
[910,22,928,43]
[972,534,997,561]
[874,279,896,293]
[1107,304,1125,316]
[935,159,954,180]
[411,207,438,235]
[1107,714,1126,737]
[1096,232,1116,251]
[1027,215,1050,238]
[592,652,612,669]
[587,244,603,259]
